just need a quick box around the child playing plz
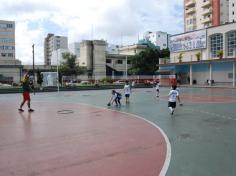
[155,81,160,97]
[107,90,122,107]
[124,80,131,104]
[168,85,182,115]
[18,74,34,112]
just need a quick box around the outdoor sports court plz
[0,87,236,176]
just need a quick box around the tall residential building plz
[143,31,170,50]
[44,33,68,66]
[0,20,21,83]
[69,42,80,57]
[229,0,236,22]
[184,0,230,32]
[0,20,15,60]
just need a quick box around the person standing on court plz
[18,74,34,112]
[168,85,182,115]
[124,80,131,104]
[155,81,160,97]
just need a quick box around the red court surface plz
[0,102,168,176]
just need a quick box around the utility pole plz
[32,44,35,77]
[32,44,35,94]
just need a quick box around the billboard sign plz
[170,29,206,53]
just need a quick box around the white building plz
[44,33,68,66]
[50,48,70,66]
[229,0,236,22]
[143,31,169,49]
[69,42,80,57]
[160,22,236,86]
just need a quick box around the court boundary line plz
[33,100,172,176]
[77,102,172,176]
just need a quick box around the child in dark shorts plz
[168,85,181,115]
[107,90,122,106]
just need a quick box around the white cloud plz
[0,0,183,64]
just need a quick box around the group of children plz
[18,75,182,116]
[107,80,131,107]
[108,81,182,116]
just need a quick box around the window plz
[6,24,13,28]
[210,34,223,58]
[127,60,131,64]
[8,53,13,57]
[227,31,236,56]
[1,53,6,57]
[233,3,234,7]
[0,31,14,35]
[106,59,111,63]
[117,60,123,64]
[0,38,14,43]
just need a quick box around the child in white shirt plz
[124,80,131,104]
[168,85,182,115]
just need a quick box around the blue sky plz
[0,0,184,64]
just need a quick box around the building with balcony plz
[184,0,230,32]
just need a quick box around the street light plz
[125,55,128,80]
[56,49,59,93]
[32,44,35,94]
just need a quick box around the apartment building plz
[44,33,68,66]
[143,31,170,50]
[0,20,15,60]
[229,0,236,22]
[0,20,22,83]
[184,0,229,32]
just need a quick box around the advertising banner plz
[170,30,206,53]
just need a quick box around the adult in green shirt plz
[18,74,34,112]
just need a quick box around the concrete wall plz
[92,40,106,79]
[79,40,92,68]
[171,49,208,63]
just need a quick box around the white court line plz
[78,103,172,176]
[34,100,172,176]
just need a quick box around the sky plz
[0,0,184,64]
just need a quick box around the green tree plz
[128,48,170,75]
[58,52,84,81]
